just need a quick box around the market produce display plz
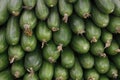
[0,0,120,80]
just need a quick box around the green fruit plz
[35,0,49,20]
[0,52,9,71]
[70,58,83,80]
[21,33,37,52]
[112,0,120,16]
[85,20,101,43]
[20,10,37,36]
[11,60,25,78]
[105,40,120,55]
[90,40,106,57]
[39,61,54,80]
[99,75,109,80]
[61,47,75,68]
[79,53,94,69]
[8,0,22,16]
[95,56,110,74]
[71,35,90,54]
[47,7,60,31]
[55,64,68,80]
[23,73,39,80]
[6,16,20,45]
[59,0,73,23]
[66,0,77,3]
[53,22,72,52]
[44,0,58,7]
[36,21,52,48]
[23,0,37,10]
[69,14,85,35]
[84,69,99,80]
[8,45,24,63]
[0,28,8,54]
[0,0,9,25]
[74,0,91,18]
[0,69,13,80]
[94,0,115,14]
[91,5,109,28]
[24,48,42,72]
[43,41,60,63]
[101,29,113,48]
[107,16,120,33]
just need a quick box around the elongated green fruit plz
[70,58,83,80]
[55,64,68,80]
[61,47,75,68]
[20,10,37,36]
[112,0,120,16]
[8,0,22,16]
[23,0,37,10]
[85,20,101,43]
[35,0,49,20]
[53,22,72,52]
[11,60,25,78]
[94,0,115,14]
[21,33,37,52]
[0,52,9,71]
[6,16,20,45]
[0,28,8,54]
[91,5,109,28]
[24,48,42,73]
[8,45,24,63]
[74,0,91,18]
[99,75,109,80]
[36,21,52,48]
[47,7,60,31]
[43,41,60,63]
[69,14,85,35]
[66,0,77,3]
[0,0,9,25]
[71,35,90,54]
[39,61,54,80]
[45,0,58,7]
[59,0,73,23]
[23,73,39,80]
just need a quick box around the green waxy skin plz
[79,53,94,69]
[85,20,101,43]
[71,35,90,54]
[91,6,109,28]
[6,16,20,46]
[0,28,8,54]
[61,47,75,69]
[0,52,9,71]
[55,64,68,80]
[11,60,25,78]
[8,0,22,16]
[36,21,52,48]
[107,16,120,34]
[59,0,73,23]
[74,0,91,18]
[84,69,99,80]
[99,75,109,80]
[23,0,37,10]
[66,0,77,3]
[0,0,9,25]
[95,56,110,74]
[47,7,60,32]
[8,45,24,63]
[24,48,42,72]
[94,0,115,14]
[44,0,58,7]
[69,14,85,35]
[35,0,49,20]
[43,41,60,63]
[20,10,37,36]
[21,33,37,52]
[70,58,83,80]
[23,73,39,80]
[53,22,72,52]
[112,0,120,16]
[39,61,54,80]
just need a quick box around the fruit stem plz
[22,6,33,10]
[63,14,68,23]
[9,57,15,64]
[52,27,59,32]
[83,13,91,19]
[57,44,63,52]
[24,24,33,36]
[115,49,120,52]
[104,41,111,49]
[88,77,94,80]
[14,71,20,78]
[12,11,20,16]
[41,40,46,48]
[99,53,106,57]
[112,72,118,79]
[116,27,120,34]
[77,30,85,35]
[90,37,97,43]
[27,67,34,74]
[48,57,55,63]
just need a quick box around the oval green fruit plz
[112,0,120,16]
[23,73,39,80]
[23,0,36,10]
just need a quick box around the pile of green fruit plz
[1,0,120,80]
